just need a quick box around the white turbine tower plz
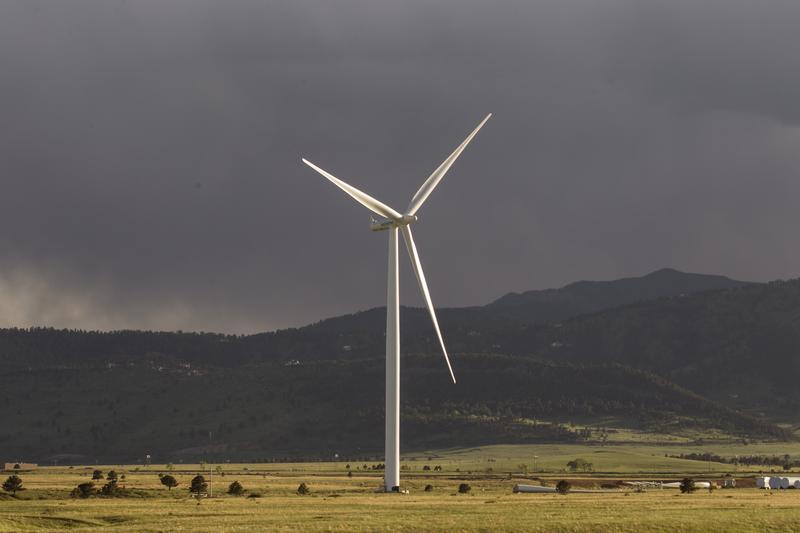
[302,114,491,492]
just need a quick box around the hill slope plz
[0,354,784,462]
[501,279,800,414]
[2,268,795,462]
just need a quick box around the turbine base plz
[378,485,408,494]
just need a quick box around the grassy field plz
[3,487,800,532]
[2,442,800,532]
[426,441,800,474]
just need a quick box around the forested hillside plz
[2,268,798,462]
[0,354,786,463]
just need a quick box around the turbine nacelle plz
[371,214,417,232]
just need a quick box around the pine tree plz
[2,475,23,495]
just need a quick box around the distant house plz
[4,462,37,471]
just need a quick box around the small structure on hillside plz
[3,462,37,471]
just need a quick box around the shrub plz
[556,480,571,494]
[100,482,121,496]
[297,482,310,495]
[71,482,95,498]
[189,475,207,496]
[227,481,244,495]
[423,465,431,471]
[679,478,696,494]
[424,484,433,492]
[91,469,104,480]
[106,470,118,483]
[566,459,593,472]
[2,475,23,495]
[458,483,471,494]
[160,474,179,491]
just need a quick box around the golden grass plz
[2,456,799,532]
[2,483,799,532]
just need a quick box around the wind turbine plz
[302,114,491,492]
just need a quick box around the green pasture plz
[95,440,800,476]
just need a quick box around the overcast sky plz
[1,0,799,333]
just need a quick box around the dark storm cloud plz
[1,0,799,333]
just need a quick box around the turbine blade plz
[400,225,456,384]
[302,158,402,221]
[406,114,491,216]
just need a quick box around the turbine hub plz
[370,214,417,232]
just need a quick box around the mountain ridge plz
[486,267,749,322]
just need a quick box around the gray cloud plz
[1,0,799,333]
